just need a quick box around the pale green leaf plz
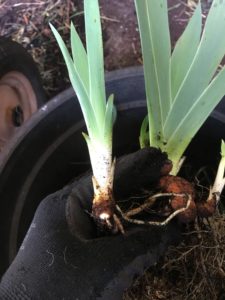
[50,23,98,138]
[134,0,171,146]
[165,0,225,137]
[103,94,115,145]
[165,66,225,162]
[84,0,106,123]
[171,3,202,100]
[82,132,91,147]
[70,22,89,95]
[139,115,149,149]
[221,140,225,157]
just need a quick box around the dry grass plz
[123,212,225,300]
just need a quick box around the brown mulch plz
[0,0,142,98]
[0,0,212,99]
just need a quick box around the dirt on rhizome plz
[0,0,224,299]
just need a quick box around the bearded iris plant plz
[135,0,225,204]
[136,0,225,176]
[51,0,118,230]
[51,0,225,230]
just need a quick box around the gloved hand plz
[0,148,180,300]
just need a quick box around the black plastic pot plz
[0,66,225,278]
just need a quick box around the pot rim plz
[1,64,225,171]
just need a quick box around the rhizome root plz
[122,164,225,299]
[116,192,192,227]
[93,174,215,234]
[91,149,219,234]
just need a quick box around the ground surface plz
[0,0,211,99]
[0,0,225,299]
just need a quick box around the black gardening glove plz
[0,148,180,300]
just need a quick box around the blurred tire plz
[0,37,46,150]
